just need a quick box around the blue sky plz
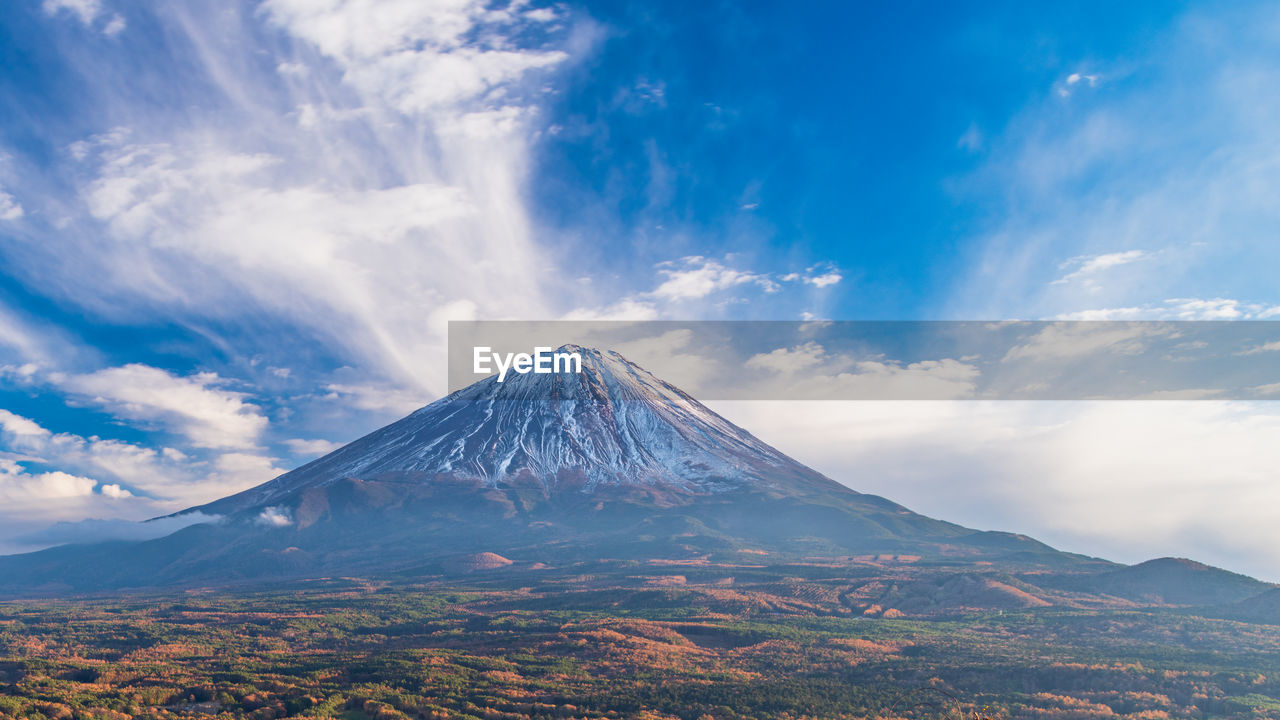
[2,0,1280,576]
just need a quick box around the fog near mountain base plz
[14,512,222,550]
[710,400,1280,582]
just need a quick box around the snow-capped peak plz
[216,346,835,512]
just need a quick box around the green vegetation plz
[2,570,1279,720]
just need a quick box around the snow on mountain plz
[202,346,838,515]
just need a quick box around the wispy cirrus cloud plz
[57,364,268,450]
[953,4,1280,321]
[742,342,979,400]
[282,438,342,456]
[41,0,123,35]
[651,256,777,301]
[16,512,218,547]
[0,0,581,549]
[1239,341,1280,356]
[0,303,64,367]
[5,0,576,403]
[1052,250,1147,287]
[1001,322,1175,362]
[779,264,844,288]
[1056,297,1280,321]
[42,0,98,24]
[0,189,22,220]
[1056,71,1099,98]
[260,0,568,114]
[566,256,843,320]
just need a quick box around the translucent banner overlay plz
[448,321,1280,400]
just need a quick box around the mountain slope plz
[1050,557,1273,606]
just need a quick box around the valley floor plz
[3,566,1280,720]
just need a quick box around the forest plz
[3,564,1280,720]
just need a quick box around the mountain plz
[194,345,870,515]
[1223,587,1280,624]
[0,346,1179,595]
[1043,557,1273,606]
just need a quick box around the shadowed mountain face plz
[0,347,1145,593]
[1044,557,1273,606]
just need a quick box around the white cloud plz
[0,443,123,527]
[1058,72,1100,97]
[1052,250,1147,286]
[745,342,826,374]
[1054,307,1148,321]
[214,452,285,479]
[0,409,179,504]
[42,0,102,25]
[0,407,284,540]
[806,270,842,288]
[16,512,219,547]
[594,328,724,393]
[256,506,292,527]
[652,256,774,301]
[260,0,567,114]
[1240,341,1280,356]
[0,409,51,438]
[0,190,22,220]
[1165,297,1248,320]
[566,255,835,319]
[743,342,979,400]
[102,14,125,36]
[1056,297,1280,321]
[524,7,557,23]
[0,468,98,501]
[1,410,163,491]
[84,144,472,242]
[59,364,268,450]
[99,482,132,499]
[0,301,96,371]
[323,382,429,415]
[818,359,980,400]
[563,298,659,321]
[67,438,172,490]
[276,61,308,77]
[42,0,123,36]
[1002,322,1175,362]
[957,123,983,152]
[777,266,842,289]
[283,438,342,456]
[1057,72,1100,98]
[0,314,39,363]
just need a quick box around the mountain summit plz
[0,347,1103,592]
[200,346,838,518]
